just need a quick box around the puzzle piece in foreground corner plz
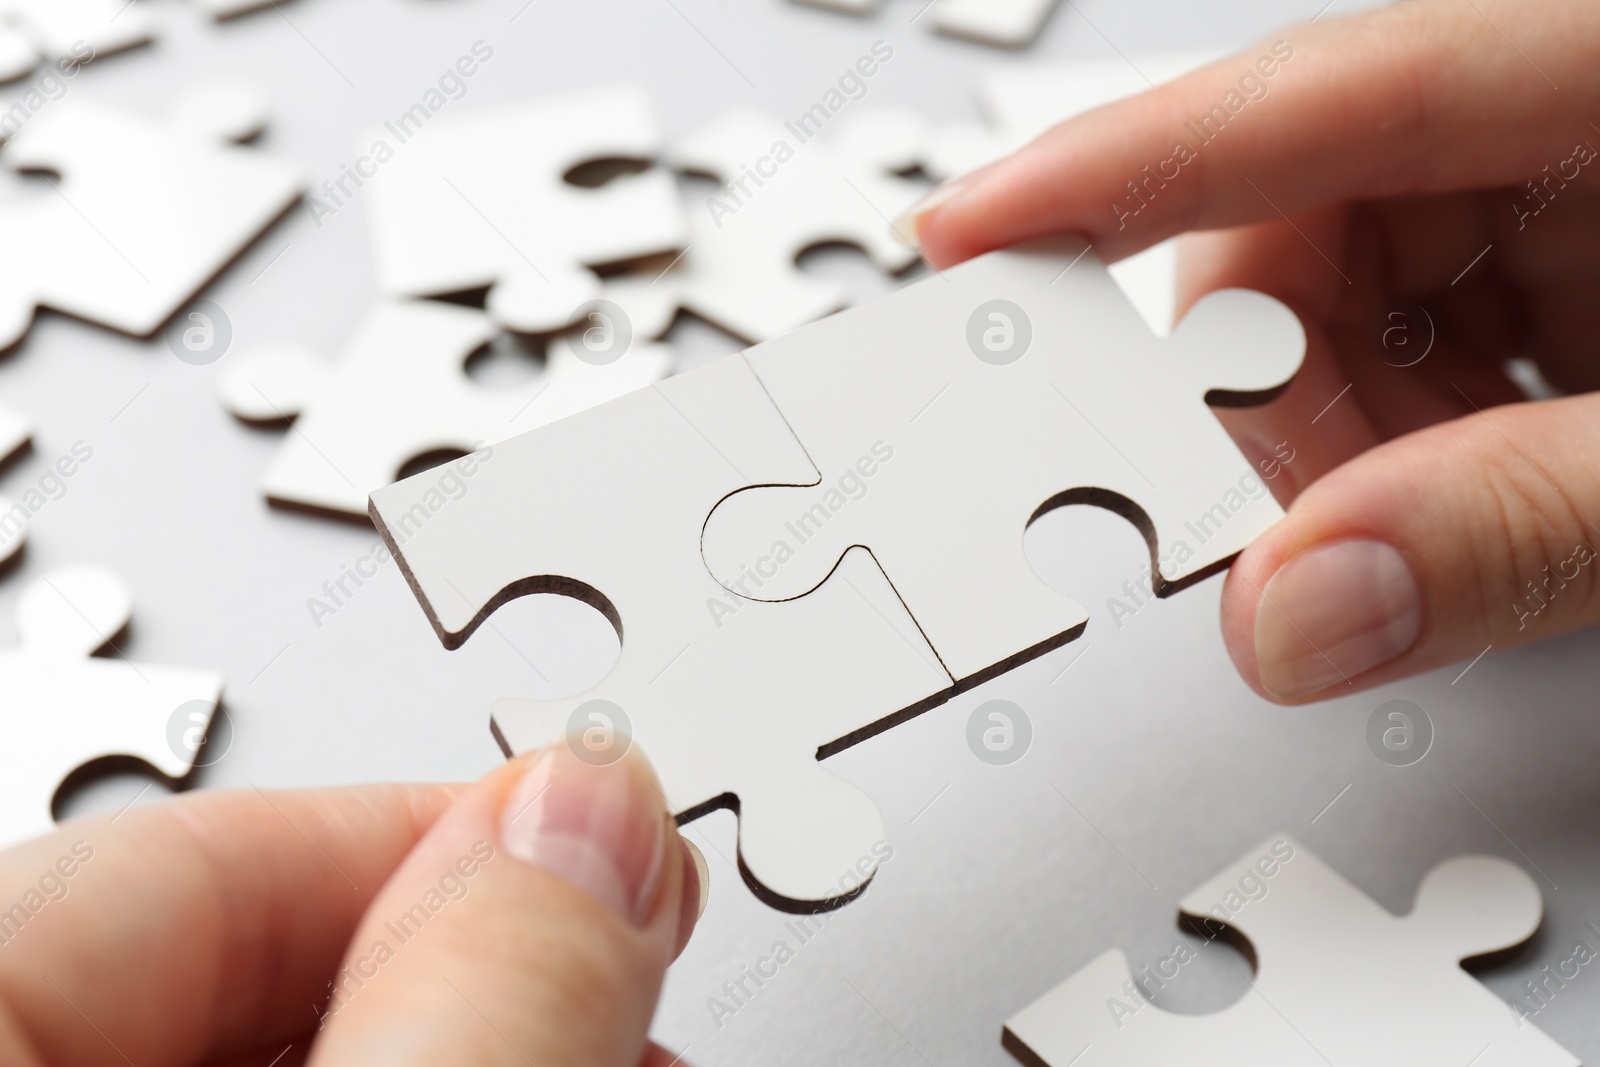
[0,1,151,84]
[0,83,301,351]
[362,85,687,335]
[369,356,953,910]
[0,565,223,849]
[219,299,672,519]
[702,237,1304,687]
[1005,834,1579,1066]
[603,106,926,343]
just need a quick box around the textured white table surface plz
[3,0,1596,1062]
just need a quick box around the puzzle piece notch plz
[0,565,224,849]
[603,106,928,343]
[362,85,688,335]
[0,83,301,351]
[219,299,674,519]
[1005,834,1579,1067]
[370,355,952,910]
[701,238,1303,685]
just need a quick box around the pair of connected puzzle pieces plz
[1006,834,1579,1066]
[370,238,1305,910]
[0,83,300,351]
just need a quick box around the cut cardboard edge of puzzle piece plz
[1004,833,1580,1067]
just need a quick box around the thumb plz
[307,743,702,1067]
[1223,393,1600,703]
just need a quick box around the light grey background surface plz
[3,0,1597,1062]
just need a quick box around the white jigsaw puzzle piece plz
[0,565,223,849]
[219,299,673,518]
[603,106,927,343]
[0,0,151,84]
[1005,835,1580,1067]
[361,85,687,335]
[0,83,301,350]
[369,356,953,910]
[702,238,1303,685]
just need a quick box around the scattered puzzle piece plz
[702,237,1302,685]
[0,1,149,85]
[1005,834,1579,1067]
[220,299,672,519]
[0,564,223,849]
[603,106,927,343]
[0,83,301,351]
[372,241,1300,909]
[790,0,1060,47]
[362,85,687,335]
[370,356,952,910]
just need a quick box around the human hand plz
[903,0,1600,702]
[0,745,701,1066]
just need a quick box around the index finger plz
[914,0,1591,268]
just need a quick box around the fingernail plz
[891,165,990,251]
[499,745,668,927]
[1254,539,1422,699]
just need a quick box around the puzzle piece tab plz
[369,356,952,910]
[604,106,926,343]
[1005,834,1579,1066]
[219,299,672,519]
[373,241,1300,909]
[0,565,224,848]
[0,83,301,351]
[702,238,1303,686]
[362,85,687,335]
